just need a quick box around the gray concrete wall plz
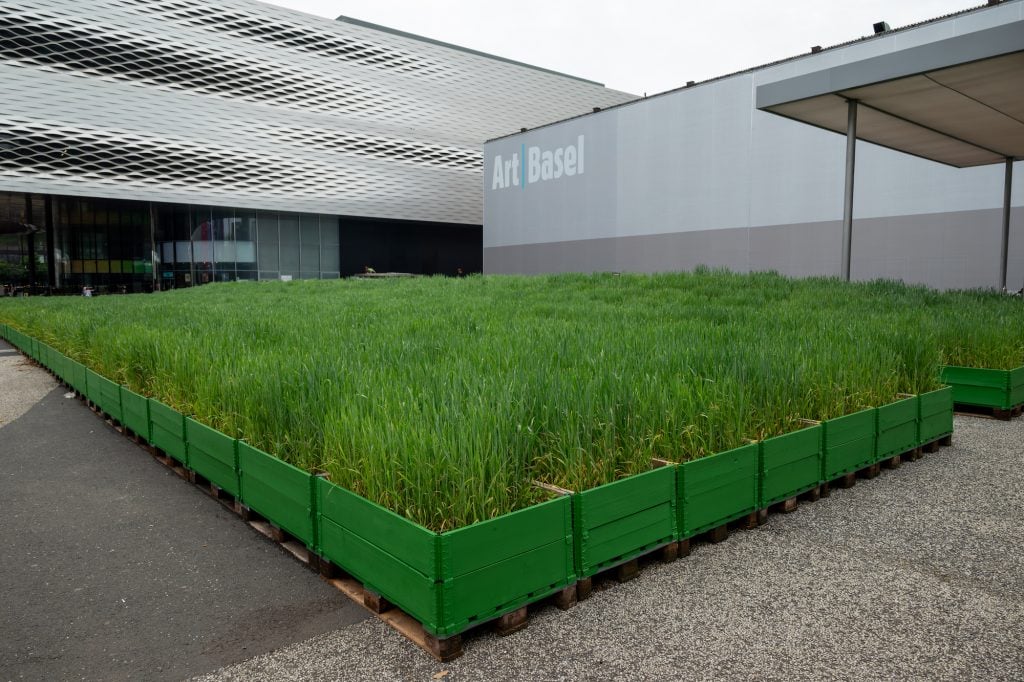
[483,1,1024,290]
[485,207,1024,290]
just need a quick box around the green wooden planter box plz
[678,442,759,538]
[317,479,575,638]
[1011,367,1024,408]
[572,466,676,577]
[85,368,123,423]
[149,399,187,463]
[186,417,240,497]
[36,342,52,371]
[50,350,70,384]
[822,407,876,480]
[238,442,315,547]
[67,359,88,395]
[0,323,8,341]
[940,365,1024,410]
[876,396,918,460]
[121,388,151,442]
[919,386,954,444]
[759,424,823,507]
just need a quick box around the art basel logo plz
[491,135,585,190]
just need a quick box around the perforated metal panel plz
[0,0,633,224]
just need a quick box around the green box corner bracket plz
[678,442,759,539]
[317,478,575,638]
[120,388,152,443]
[572,465,676,578]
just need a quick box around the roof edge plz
[335,15,607,87]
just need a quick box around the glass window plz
[320,215,340,272]
[256,211,279,273]
[235,208,257,270]
[279,213,300,276]
[300,214,319,275]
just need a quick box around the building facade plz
[484,1,1024,291]
[0,0,633,291]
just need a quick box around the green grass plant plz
[2,270,1020,530]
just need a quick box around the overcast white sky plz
[266,0,975,94]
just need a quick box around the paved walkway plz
[0,341,367,682]
[2,338,1023,681]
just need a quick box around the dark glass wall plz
[339,218,482,277]
[0,191,481,292]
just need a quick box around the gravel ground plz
[197,415,1024,682]
[0,343,54,426]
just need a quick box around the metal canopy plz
[756,20,1024,168]
[755,14,1023,288]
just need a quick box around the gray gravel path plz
[198,415,1024,682]
[0,340,367,682]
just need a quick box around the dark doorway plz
[339,218,481,277]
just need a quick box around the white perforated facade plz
[0,0,633,225]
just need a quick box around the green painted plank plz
[822,408,876,481]
[940,366,1011,409]
[86,369,123,422]
[445,494,573,578]
[1010,367,1024,407]
[679,442,758,538]
[877,397,916,431]
[149,399,187,463]
[319,515,441,632]
[571,467,675,577]
[237,441,314,547]
[317,478,436,579]
[441,538,571,637]
[120,388,151,442]
[185,417,239,496]
[67,359,88,395]
[760,424,822,507]
[919,386,953,444]
[876,397,918,460]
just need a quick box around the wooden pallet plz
[318,559,576,662]
[955,403,1023,421]
[679,510,762,557]
[577,540,679,598]
[235,503,317,567]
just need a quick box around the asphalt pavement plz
[0,341,367,682]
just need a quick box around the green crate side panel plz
[185,417,239,496]
[760,425,823,507]
[0,323,7,340]
[1010,367,1024,407]
[823,434,876,480]
[319,514,441,632]
[571,466,676,577]
[148,399,187,463]
[440,537,572,637]
[85,369,123,422]
[919,387,953,418]
[445,495,573,579]
[37,343,50,370]
[317,477,436,578]
[679,442,759,538]
[822,407,875,447]
[51,351,69,383]
[877,398,917,431]
[120,388,151,442]
[920,413,953,442]
[237,441,314,546]
[68,360,88,394]
[877,422,919,459]
[876,397,919,460]
[940,366,1011,409]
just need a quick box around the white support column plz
[841,100,858,282]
